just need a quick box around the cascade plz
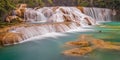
[24,7,95,25]
[83,7,112,22]
[2,7,96,45]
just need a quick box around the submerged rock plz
[91,39,120,50]
[62,34,120,56]
[63,47,93,56]
[65,40,89,47]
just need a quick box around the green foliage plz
[0,18,21,28]
[0,0,17,23]
[80,1,89,6]
[0,0,120,23]
[38,0,45,7]
[76,0,120,10]
[48,0,53,4]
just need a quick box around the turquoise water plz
[0,22,120,60]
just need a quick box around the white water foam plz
[25,7,95,25]
[17,27,94,44]
[5,7,103,45]
[83,7,112,22]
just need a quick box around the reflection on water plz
[0,22,120,60]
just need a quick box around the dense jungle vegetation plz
[0,0,120,27]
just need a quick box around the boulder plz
[5,16,23,23]
[77,6,84,13]
[1,32,22,45]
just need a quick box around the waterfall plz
[10,23,81,40]
[3,7,96,45]
[24,7,95,25]
[20,7,96,40]
[83,7,112,22]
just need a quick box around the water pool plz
[0,22,120,60]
